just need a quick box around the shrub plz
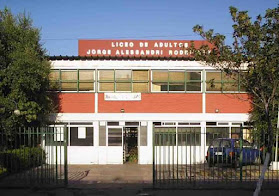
[0,147,46,173]
[128,148,138,163]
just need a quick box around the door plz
[106,126,123,164]
[123,127,138,163]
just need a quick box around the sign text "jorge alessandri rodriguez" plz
[85,41,191,56]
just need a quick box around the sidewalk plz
[0,187,279,196]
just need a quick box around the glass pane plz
[61,82,77,91]
[140,126,147,146]
[108,128,122,146]
[133,83,149,92]
[116,82,131,91]
[187,72,201,81]
[49,70,59,81]
[98,70,114,81]
[99,126,106,146]
[178,127,201,146]
[187,82,201,91]
[169,83,185,91]
[99,82,114,91]
[169,71,185,82]
[206,72,221,81]
[154,127,176,146]
[206,127,229,146]
[152,83,168,91]
[79,70,94,81]
[115,70,131,81]
[61,70,77,80]
[152,70,168,81]
[79,82,94,91]
[223,82,238,91]
[223,72,238,81]
[206,82,222,91]
[132,70,149,81]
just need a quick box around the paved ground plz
[1,164,279,195]
[68,163,152,185]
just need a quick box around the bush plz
[128,148,138,163]
[0,147,46,173]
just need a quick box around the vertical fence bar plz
[240,125,243,182]
[64,124,68,186]
[152,124,155,188]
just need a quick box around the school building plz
[48,40,251,165]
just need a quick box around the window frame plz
[98,69,150,93]
[205,71,243,93]
[151,70,202,93]
[49,69,96,92]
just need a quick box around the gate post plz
[63,124,68,186]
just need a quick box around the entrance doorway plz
[123,127,138,163]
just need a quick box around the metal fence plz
[0,126,68,188]
[153,125,279,189]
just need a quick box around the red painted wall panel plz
[58,93,95,113]
[98,93,202,113]
[206,94,251,113]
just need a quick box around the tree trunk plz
[254,107,274,196]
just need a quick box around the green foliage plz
[0,147,46,173]
[0,167,7,176]
[0,8,54,133]
[191,5,279,151]
[128,148,138,163]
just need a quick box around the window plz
[99,126,106,146]
[98,70,114,92]
[186,72,201,91]
[108,128,122,146]
[49,70,60,90]
[45,127,65,145]
[140,126,147,146]
[49,69,95,92]
[178,127,201,146]
[152,70,168,92]
[206,71,241,92]
[154,127,176,146]
[115,70,132,92]
[98,70,149,92]
[79,70,95,91]
[231,127,253,142]
[61,70,78,91]
[206,72,222,91]
[151,70,201,92]
[169,71,185,92]
[231,127,241,139]
[206,127,229,146]
[132,70,149,92]
[70,127,94,146]
[234,140,252,148]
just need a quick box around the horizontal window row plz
[154,127,252,146]
[49,70,244,92]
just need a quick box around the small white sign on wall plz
[78,127,86,139]
[104,93,141,101]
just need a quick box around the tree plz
[0,8,53,133]
[191,5,279,195]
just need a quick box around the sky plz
[1,0,278,56]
